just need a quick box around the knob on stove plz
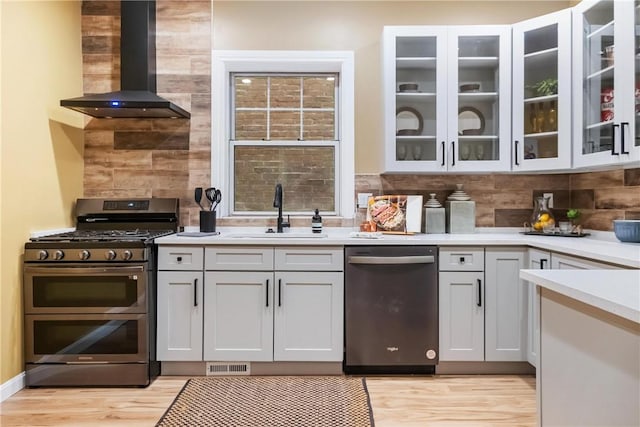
[122,250,133,261]
[79,250,90,260]
[105,250,117,261]
[38,250,49,260]
[54,250,65,260]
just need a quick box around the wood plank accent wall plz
[81,1,211,226]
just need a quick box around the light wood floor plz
[0,375,536,426]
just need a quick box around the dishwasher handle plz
[348,255,435,265]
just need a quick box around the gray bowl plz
[613,220,640,243]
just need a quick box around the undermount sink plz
[227,232,328,239]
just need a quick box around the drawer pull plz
[176,256,183,263]
[459,256,465,264]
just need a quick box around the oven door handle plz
[348,255,435,265]
[24,266,145,275]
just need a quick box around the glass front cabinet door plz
[383,27,448,172]
[383,26,511,172]
[446,26,512,172]
[573,0,640,168]
[512,9,572,171]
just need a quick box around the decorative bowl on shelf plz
[399,83,419,92]
[613,220,640,243]
[459,82,481,93]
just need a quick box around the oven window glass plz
[33,319,139,354]
[33,276,139,308]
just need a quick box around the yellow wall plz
[212,0,571,173]
[0,1,84,385]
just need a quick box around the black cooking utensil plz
[195,187,205,211]
[211,189,222,211]
[204,187,216,210]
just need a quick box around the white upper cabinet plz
[383,25,512,172]
[512,9,573,171]
[447,26,512,172]
[383,26,447,172]
[572,0,640,168]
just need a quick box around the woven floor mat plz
[156,376,374,427]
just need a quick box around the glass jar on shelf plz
[546,100,557,132]
[531,196,555,232]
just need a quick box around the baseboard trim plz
[1,371,25,402]
[436,361,536,375]
[160,361,343,376]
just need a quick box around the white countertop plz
[155,227,640,268]
[520,269,640,324]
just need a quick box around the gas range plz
[23,197,179,387]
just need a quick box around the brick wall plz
[234,146,335,212]
[357,168,640,231]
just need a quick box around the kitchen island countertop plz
[520,269,640,324]
[154,227,640,268]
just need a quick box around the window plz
[232,74,338,214]
[212,50,355,218]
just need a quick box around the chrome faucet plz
[273,183,290,233]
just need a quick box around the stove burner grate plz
[31,229,175,242]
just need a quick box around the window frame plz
[212,50,355,219]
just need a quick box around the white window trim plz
[212,49,355,218]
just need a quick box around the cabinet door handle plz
[611,123,619,155]
[540,258,547,269]
[451,141,456,166]
[266,279,269,307]
[441,141,445,166]
[278,279,282,307]
[477,279,482,307]
[621,122,629,154]
[514,140,519,166]
[193,278,198,307]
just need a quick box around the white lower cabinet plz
[439,247,485,361]
[439,247,527,362]
[203,271,273,361]
[273,271,344,361]
[526,248,550,368]
[439,270,485,361]
[202,246,344,363]
[484,247,527,362]
[157,246,204,361]
[157,271,204,361]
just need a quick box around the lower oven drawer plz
[25,313,148,364]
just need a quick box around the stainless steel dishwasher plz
[344,245,438,374]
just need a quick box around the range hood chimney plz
[60,1,190,119]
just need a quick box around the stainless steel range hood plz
[60,1,190,119]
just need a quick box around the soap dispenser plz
[311,209,322,233]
